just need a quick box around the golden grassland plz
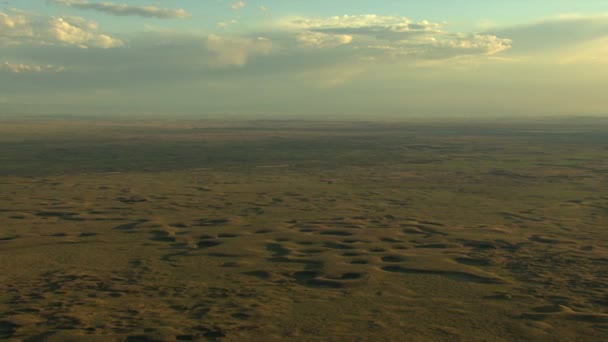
[1,118,607,341]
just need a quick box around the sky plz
[1,0,607,118]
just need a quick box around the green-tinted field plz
[1,118,607,341]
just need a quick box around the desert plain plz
[1,117,607,341]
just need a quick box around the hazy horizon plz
[2,0,608,117]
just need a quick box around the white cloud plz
[1,61,64,73]
[2,10,608,116]
[296,31,353,48]
[277,14,511,57]
[60,15,98,30]
[0,11,27,29]
[0,12,516,96]
[434,33,512,56]
[0,11,123,48]
[0,11,33,46]
[230,1,246,11]
[205,34,273,67]
[217,19,238,28]
[284,14,415,30]
[49,0,191,19]
[49,17,123,48]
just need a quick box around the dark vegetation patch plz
[197,240,221,248]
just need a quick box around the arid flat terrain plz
[1,118,607,341]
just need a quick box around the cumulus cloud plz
[0,11,33,46]
[230,1,246,11]
[0,10,519,101]
[2,9,608,116]
[1,61,64,73]
[49,17,123,48]
[0,11,28,29]
[217,19,238,28]
[268,14,511,62]
[0,11,122,48]
[296,31,353,48]
[284,14,444,37]
[280,14,511,58]
[49,0,191,19]
[0,12,516,96]
[206,35,273,67]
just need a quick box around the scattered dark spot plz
[126,335,154,342]
[380,237,402,243]
[463,241,497,249]
[382,255,407,263]
[243,271,271,279]
[416,243,453,249]
[266,243,289,257]
[319,230,353,236]
[301,248,325,254]
[208,253,240,258]
[0,321,18,339]
[350,259,369,265]
[202,328,226,338]
[341,272,364,280]
[196,218,230,226]
[150,230,176,242]
[218,233,239,238]
[114,221,146,231]
[324,242,355,250]
[117,197,147,204]
[419,220,444,226]
[296,241,314,245]
[391,245,408,250]
[455,257,493,266]
[197,240,221,248]
[221,262,241,267]
[484,293,513,300]
[232,312,251,320]
[291,271,344,289]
